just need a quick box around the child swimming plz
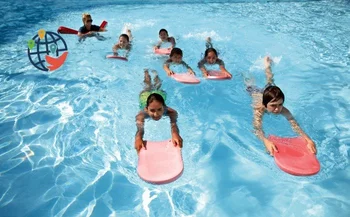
[135,69,183,153]
[198,37,232,78]
[154,29,176,49]
[163,48,195,76]
[112,27,132,57]
[78,13,107,39]
[246,56,317,156]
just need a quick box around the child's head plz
[159,29,169,41]
[145,93,166,120]
[169,48,183,63]
[82,13,93,25]
[263,86,285,114]
[118,34,130,47]
[204,48,218,64]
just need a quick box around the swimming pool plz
[1,0,349,216]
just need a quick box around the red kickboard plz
[269,135,320,176]
[137,139,184,184]
[154,48,171,55]
[207,70,231,80]
[106,55,128,61]
[171,73,200,84]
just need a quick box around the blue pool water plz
[1,0,350,216]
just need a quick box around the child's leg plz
[143,69,152,91]
[206,37,213,49]
[264,56,274,85]
[126,29,133,42]
[152,70,162,90]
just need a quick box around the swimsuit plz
[197,58,224,68]
[79,25,100,34]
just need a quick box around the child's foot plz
[242,72,255,87]
[151,70,158,76]
[264,56,273,68]
[206,37,211,43]
[205,37,212,48]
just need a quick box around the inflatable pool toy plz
[137,139,183,184]
[269,135,320,176]
[57,20,108,34]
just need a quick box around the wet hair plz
[159,29,168,35]
[262,86,285,107]
[170,47,183,57]
[119,34,129,42]
[146,93,166,108]
[204,48,218,58]
[82,13,91,23]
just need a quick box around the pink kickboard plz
[154,48,171,55]
[137,139,184,184]
[269,135,320,176]
[106,55,128,61]
[207,70,231,80]
[171,73,200,84]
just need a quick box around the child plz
[135,69,183,153]
[112,28,132,57]
[163,48,195,76]
[78,13,107,39]
[154,29,176,49]
[198,37,232,78]
[246,56,316,156]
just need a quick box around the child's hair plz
[119,34,130,42]
[159,29,168,35]
[262,86,285,107]
[170,48,182,57]
[204,48,218,58]
[82,13,91,23]
[146,93,166,108]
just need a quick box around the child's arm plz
[135,112,145,153]
[169,37,176,48]
[167,107,183,148]
[125,44,132,58]
[163,60,174,76]
[282,108,317,154]
[218,59,232,77]
[198,59,208,77]
[253,107,278,156]
[182,61,195,75]
[112,44,119,55]
[154,40,162,49]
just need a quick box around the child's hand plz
[167,70,174,76]
[189,70,195,75]
[135,138,144,153]
[224,70,232,78]
[172,133,183,148]
[263,139,278,156]
[306,139,317,154]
